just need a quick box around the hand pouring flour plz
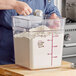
[13,16,65,69]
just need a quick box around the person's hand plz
[48,13,61,29]
[14,1,32,15]
[49,13,59,19]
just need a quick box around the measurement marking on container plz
[52,45,58,47]
[48,53,58,58]
[51,32,53,66]
[47,39,52,41]
[47,33,59,66]
[53,56,57,58]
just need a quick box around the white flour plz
[14,26,51,38]
[14,25,62,39]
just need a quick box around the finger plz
[20,11,26,16]
[23,12,27,16]
[24,8,30,15]
[54,19,61,26]
[27,7,32,13]
[25,4,32,13]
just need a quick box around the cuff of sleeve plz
[46,6,61,18]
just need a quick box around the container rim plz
[12,16,66,21]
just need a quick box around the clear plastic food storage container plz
[12,15,65,69]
